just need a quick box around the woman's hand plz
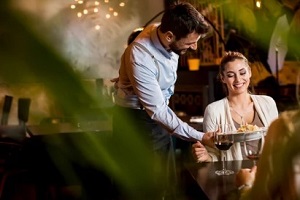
[191,141,212,163]
[235,166,257,190]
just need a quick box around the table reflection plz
[186,160,253,200]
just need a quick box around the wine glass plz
[243,131,264,166]
[214,124,235,176]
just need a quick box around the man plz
[112,2,213,198]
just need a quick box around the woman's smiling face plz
[221,59,252,95]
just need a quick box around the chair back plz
[1,95,13,125]
[18,98,31,125]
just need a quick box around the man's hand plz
[201,131,214,148]
[191,141,212,163]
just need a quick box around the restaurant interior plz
[0,0,299,199]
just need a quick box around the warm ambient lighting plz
[71,0,127,31]
[71,0,126,18]
[95,25,101,30]
[255,0,261,9]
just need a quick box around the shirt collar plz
[150,25,175,59]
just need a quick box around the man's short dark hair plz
[160,2,210,40]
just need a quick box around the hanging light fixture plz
[70,0,127,30]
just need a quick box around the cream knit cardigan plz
[203,95,279,161]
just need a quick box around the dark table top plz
[186,160,253,200]
[27,120,112,136]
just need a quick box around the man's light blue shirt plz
[115,23,204,141]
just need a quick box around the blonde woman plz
[192,51,278,162]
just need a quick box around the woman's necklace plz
[230,108,246,125]
[230,104,254,125]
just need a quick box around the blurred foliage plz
[0,1,165,199]
[182,0,300,62]
[0,0,299,198]
[0,2,94,118]
[220,0,299,60]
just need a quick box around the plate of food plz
[232,124,268,142]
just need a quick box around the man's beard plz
[169,42,188,55]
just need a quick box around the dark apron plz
[112,105,177,199]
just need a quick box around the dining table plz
[26,120,112,136]
[185,159,254,200]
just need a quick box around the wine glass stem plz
[222,151,226,171]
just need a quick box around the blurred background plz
[0,0,299,199]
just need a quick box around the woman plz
[192,51,278,162]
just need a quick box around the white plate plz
[232,127,268,142]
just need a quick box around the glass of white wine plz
[214,124,235,176]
